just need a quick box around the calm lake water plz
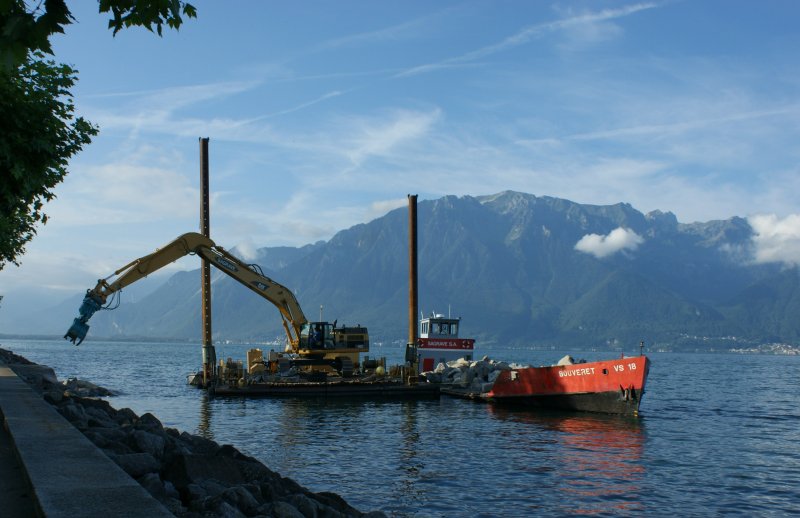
[3,338,799,516]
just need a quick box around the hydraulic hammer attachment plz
[64,318,90,345]
[64,291,103,345]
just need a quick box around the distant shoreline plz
[3,334,800,355]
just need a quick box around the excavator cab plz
[299,322,334,351]
[296,321,369,378]
[298,322,370,353]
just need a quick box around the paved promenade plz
[0,361,173,517]
[0,414,35,517]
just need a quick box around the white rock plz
[449,358,471,369]
[557,355,575,366]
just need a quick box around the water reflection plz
[197,392,213,440]
[395,401,425,506]
[488,406,646,515]
[273,399,372,443]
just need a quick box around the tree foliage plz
[100,0,197,36]
[0,0,196,271]
[1,0,197,69]
[0,52,97,268]
[0,0,73,69]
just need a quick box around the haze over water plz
[4,339,799,516]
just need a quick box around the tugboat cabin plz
[418,313,475,373]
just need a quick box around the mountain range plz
[6,191,800,352]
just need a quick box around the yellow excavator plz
[64,232,368,376]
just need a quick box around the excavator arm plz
[64,232,308,347]
[193,241,308,348]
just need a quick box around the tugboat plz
[417,313,475,373]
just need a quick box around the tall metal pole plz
[406,194,419,383]
[199,138,215,386]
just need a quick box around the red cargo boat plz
[485,355,650,416]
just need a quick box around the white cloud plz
[49,162,198,227]
[83,80,273,142]
[748,214,800,266]
[89,80,259,112]
[316,6,461,51]
[257,90,343,119]
[398,2,659,77]
[343,108,442,166]
[575,227,644,259]
[367,197,409,219]
[232,238,259,262]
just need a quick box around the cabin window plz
[451,323,458,335]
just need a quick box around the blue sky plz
[2,0,800,307]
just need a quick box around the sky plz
[2,0,800,311]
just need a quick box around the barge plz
[189,349,439,398]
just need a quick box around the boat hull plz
[486,356,650,416]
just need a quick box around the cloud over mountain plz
[749,214,800,266]
[574,227,644,259]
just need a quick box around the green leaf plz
[0,0,196,269]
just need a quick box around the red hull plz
[487,356,650,416]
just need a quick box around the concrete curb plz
[0,361,173,517]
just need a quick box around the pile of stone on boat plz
[0,347,384,518]
[420,355,589,395]
[419,356,531,394]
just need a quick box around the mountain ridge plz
[6,191,797,351]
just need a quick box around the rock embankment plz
[0,347,384,518]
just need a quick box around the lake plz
[3,338,799,516]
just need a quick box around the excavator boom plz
[64,232,308,346]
